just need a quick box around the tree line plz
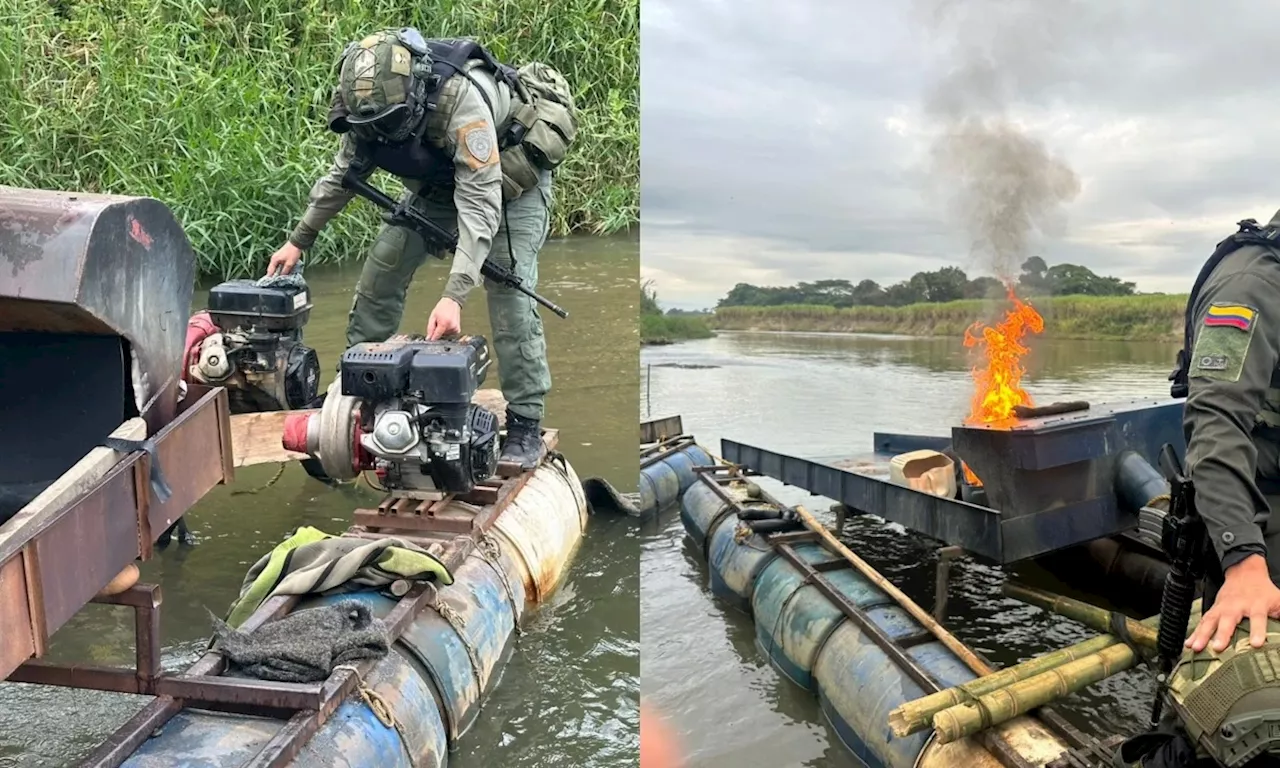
[716,257,1138,309]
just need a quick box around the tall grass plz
[712,294,1188,341]
[0,0,637,276]
[640,279,712,344]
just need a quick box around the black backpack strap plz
[1170,220,1280,398]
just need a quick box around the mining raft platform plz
[0,185,589,767]
[717,398,1186,611]
[639,412,1180,768]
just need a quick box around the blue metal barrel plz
[119,459,588,767]
[678,457,1020,768]
[639,440,713,517]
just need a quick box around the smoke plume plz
[915,0,1089,281]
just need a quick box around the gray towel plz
[210,599,390,683]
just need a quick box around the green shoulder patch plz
[1189,303,1260,383]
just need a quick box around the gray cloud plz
[641,0,1280,309]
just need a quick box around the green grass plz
[640,313,714,345]
[0,0,637,277]
[712,294,1189,341]
[640,279,712,344]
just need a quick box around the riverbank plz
[711,294,1187,341]
[640,314,715,345]
[0,0,638,277]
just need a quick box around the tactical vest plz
[330,38,523,183]
[1170,219,1280,399]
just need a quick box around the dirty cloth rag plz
[225,525,453,629]
[212,599,389,683]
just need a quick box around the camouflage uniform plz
[1181,209,1280,601]
[286,31,554,431]
[1115,211,1280,767]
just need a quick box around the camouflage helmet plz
[1168,618,1280,767]
[335,28,434,143]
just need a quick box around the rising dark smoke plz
[915,0,1091,281]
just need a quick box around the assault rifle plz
[1149,442,1208,728]
[340,169,569,319]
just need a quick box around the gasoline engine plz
[282,335,500,497]
[185,279,321,414]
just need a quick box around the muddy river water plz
[641,329,1181,768]
[0,234,640,768]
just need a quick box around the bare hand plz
[427,297,462,340]
[266,243,303,276]
[1187,554,1280,652]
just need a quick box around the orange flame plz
[960,285,1045,486]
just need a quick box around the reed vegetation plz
[0,0,638,276]
[712,294,1187,341]
[641,280,713,344]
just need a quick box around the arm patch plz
[457,120,499,171]
[1189,302,1259,383]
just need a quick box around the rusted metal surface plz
[0,185,197,432]
[9,583,162,695]
[71,425,579,767]
[640,414,684,445]
[0,388,232,683]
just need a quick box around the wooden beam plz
[227,389,512,468]
[228,410,311,468]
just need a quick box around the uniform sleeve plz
[288,134,369,251]
[1183,270,1280,566]
[439,80,503,306]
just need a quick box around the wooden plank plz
[227,388,511,468]
[230,410,311,468]
[0,418,147,564]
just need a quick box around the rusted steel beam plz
[0,389,232,684]
[7,662,145,693]
[80,595,299,768]
[153,676,324,713]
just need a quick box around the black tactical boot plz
[500,411,545,470]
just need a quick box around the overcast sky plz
[640,0,1280,309]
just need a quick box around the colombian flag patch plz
[1204,304,1256,331]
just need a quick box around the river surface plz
[0,234,640,767]
[640,330,1181,768]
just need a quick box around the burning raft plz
[0,186,590,768]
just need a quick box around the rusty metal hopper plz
[0,185,197,522]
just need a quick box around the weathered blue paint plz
[678,454,991,768]
[705,505,777,613]
[678,478,729,550]
[122,646,445,768]
[640,442,714,517]
[752,543,855,691]
[118,467,574,767]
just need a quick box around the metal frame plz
[0,386,233,682]
[79,429,561,768]
[640,415,684,446]
[691,467,1110,768]
[721,438,1148,564]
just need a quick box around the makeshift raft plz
[0,186,592,768]
[638,415,713,519]
[659,423,1134,768]
[97,428,585,768]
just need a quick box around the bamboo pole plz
[933,641,1136,744]
[888,613,1158,737]
[1002,582,1158,652]
[929,599,1204,745]
[792,505,994,676]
